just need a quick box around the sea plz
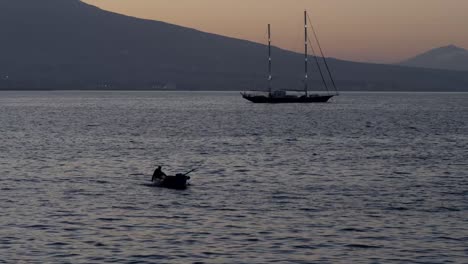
[0,91,467,263]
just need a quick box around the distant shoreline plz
[1,90,467,93]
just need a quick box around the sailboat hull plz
[242,94,334,103]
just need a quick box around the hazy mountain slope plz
[1,0,467,91]
[400,45,468,71]
[0,0,271,89]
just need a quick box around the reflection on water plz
[0,91,467,263]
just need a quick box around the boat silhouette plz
[242,11,339,103]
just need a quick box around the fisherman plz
[152,166,167,182]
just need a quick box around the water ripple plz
[0,91,467,263]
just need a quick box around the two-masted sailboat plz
[241,11,338,103]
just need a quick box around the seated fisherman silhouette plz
[152,166,167,182]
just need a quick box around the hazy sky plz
[82,0,468,63]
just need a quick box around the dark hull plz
[154,175,189,190]
[242,94,334,103]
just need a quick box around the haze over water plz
[1,91,467,263]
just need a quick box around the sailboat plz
[241,11,338,103]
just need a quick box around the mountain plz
[1,0,468,91]
[400,45,468,71]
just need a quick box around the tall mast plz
[268,24,272,96]
[304,10,308,96]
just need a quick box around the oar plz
[183,168,198,176]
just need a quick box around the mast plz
[304,10,308,96]
[268,24,272,96]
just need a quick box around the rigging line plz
[308,36,329,93]
[307,14,339,95]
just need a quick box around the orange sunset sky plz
[82,0,468,63]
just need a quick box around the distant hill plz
[1,0,468,91]
[400,45,468,72]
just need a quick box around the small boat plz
[152,168,196,190]
[242,10,339,103]
[153,174,191,190]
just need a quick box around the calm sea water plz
[0,91,467,263]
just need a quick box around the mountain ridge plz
[400,45,468,72]
[1,0,468,91]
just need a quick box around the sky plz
[82,0,468,63]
